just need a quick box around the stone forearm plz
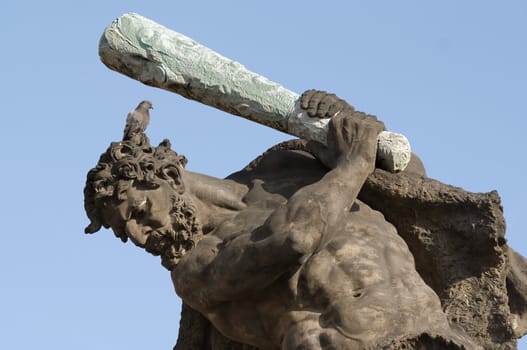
[99,13,410,172]
[293,159,369,227]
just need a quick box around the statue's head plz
[83,134,202,270]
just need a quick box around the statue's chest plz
[213,206,273,242]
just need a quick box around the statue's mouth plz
[144,230,170,256]
[120,204,203,271]
[142,228,201,271]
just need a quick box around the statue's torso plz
[202,197,449,349]
[179,149,451,349]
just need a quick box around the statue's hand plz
[308,111,385,170]
[300,89,354,119]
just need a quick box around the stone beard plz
[144,194,202,270]
[83,136,202,270]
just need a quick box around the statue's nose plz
[125,219,149,247]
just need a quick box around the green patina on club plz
[99,13,411,172]
[100,12,298,132]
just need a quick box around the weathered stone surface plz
[84,92,527,349]
[375,131,411,173]
[359,168,514,349]
[507,247,527,339]
[165,140,527,349]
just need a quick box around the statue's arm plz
[173,92,383,306]
[262,104,382,255]
[266,90,383,243]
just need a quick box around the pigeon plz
[123,100,153,139]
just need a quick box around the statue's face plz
[109,181,174,249]
[84,135,196,270]
[103,178,201,270]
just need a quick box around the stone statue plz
[84,91,527,349]
[85,13,527,350]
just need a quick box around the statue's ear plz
[178,155,188,168]
[160,164,185,194]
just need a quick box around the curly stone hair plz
[83,135,187,236]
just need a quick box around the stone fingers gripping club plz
[99,13,411,172]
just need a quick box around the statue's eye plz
[132,206,146,220]
[131,199,148,219]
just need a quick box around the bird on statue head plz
[123,100,153,140]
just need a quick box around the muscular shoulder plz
[228,148,327,199]
[337,200,411,257]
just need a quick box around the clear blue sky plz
[2,1,526,349]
